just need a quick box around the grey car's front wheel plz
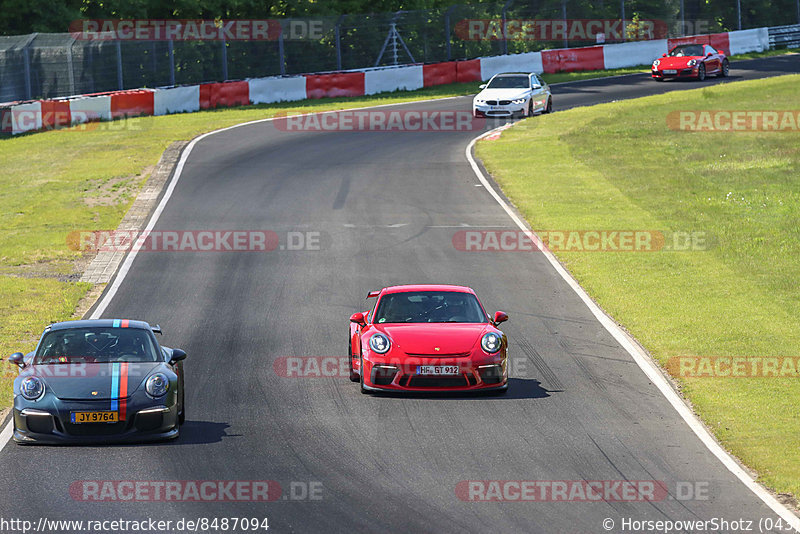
[697,63,706,81]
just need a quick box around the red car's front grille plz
[406,352,471,358]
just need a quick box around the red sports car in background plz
[348,284,509,394]
[651,44,729,81]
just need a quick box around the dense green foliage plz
[1,0,796,36]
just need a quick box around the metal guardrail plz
[768,24,800,48]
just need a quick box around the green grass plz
[476,74,800,498]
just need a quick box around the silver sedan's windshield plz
[374,291,488,324]
[34,327,159,364]
[487,76,529,89]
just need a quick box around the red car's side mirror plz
[350,312,366,326]
[662,53,667,57]
[493,311,509,325]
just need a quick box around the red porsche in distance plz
[651,44,729,81]
[348,284,509,395]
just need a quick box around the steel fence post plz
[116,39,123,90]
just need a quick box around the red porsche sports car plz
[348,284,509,394]
[651,44,729,81]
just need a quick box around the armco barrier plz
[110,90,155,119]
[423,62,457,86]
[154,85,201,115]
[728,28,769,54]
[306,72,365,99]
[69,94,112,124]
[364,66,423,95]
[248,76,307,104]
[542,46,605,73]
[603,39,668,69]
[200,81,250,109]
[480,52,544,79]
[2,27,777,136]
[456,59,482,82]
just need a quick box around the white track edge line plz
[0,92,475,452]
[465,127,800,531]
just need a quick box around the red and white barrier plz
[2,27,777,135]
[480,52,544,79]
[603,39,668,69]
[154,85,200,115]
[364,65,424,95]
[248,76,306,104]
[69,94,112,124]
[728,28,769,54]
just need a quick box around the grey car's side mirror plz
[8,352,25,369]
[532,84,542,89]
[169,349,187,364]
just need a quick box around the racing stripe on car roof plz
[110,362,120,412]
[119,362,129,420]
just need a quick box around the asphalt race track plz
[1,55,799,533]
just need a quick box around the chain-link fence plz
[2,0,799,102]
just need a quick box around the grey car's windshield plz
[374,291,488,324]
[486,76,529,89]
[34,327,159,364]
[669,45,704,57]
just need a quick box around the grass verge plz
[476,74,800,498]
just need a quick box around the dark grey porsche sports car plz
[7,319,186,444]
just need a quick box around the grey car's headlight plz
[474,99,485,104]
[20,377,45,400]
[511,98,526,104]
[481,332,503,354]
[145,373,169,397]
[369,333,391,354]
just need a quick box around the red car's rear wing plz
[366,290,380,299]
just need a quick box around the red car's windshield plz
[668,44,704,57]
[374,291,488,324]
[34,327,159,364]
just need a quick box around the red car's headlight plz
[481,332,503,354]
[687,59,697,67]
[369,333,391,354]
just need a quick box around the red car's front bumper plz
[651,67,699,80]
[359,351,508,392]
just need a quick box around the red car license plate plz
[416,365,459,375]
[664,69,677,74]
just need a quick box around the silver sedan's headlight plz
[369,333,391,354]
[511,98,526,105]
[481,332,503,354]
[20,377,45,400]
[474,98,485,104]
[145,373,169,397]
